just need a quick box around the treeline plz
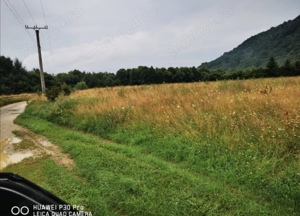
[0,56,56,95]
[116,57,300,85]
[1,55,300,95]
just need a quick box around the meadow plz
[5,77,300,215]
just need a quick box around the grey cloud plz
[1,0,300,73]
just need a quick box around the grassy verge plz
[6,113,276,215]
[5,77,300,215]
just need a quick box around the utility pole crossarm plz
[25,25,48,30]
[25,25,48,94]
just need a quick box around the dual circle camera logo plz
[11,206,30,215]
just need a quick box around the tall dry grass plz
[69,77,300,152]
[0,93,38,107]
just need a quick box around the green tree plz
[294,61,300,76]
[61,82,72,96]
[116,68,130,85]
[129,68,140,85]
[83,73,99,88]
[266,56,279,77]
[282,59,293,76]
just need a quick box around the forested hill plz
[200,14,300,71]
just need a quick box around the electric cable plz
[3,0,25,27]
[3,0,36,44]
[23,0,37,25]
[40,0,57,73]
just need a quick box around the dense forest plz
[200,15,300,70]
[1,55,300,95]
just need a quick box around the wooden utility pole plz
[25,25,48,94]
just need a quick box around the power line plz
[40,0,48,25]
[3,0,35,44]
[3,0,25,27]
[23,0,36,25]
[40,0,57,73]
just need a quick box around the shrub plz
[61,82,72,96]
[45,86,61,101]
[74,81,88,90]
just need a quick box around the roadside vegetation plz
[0,93,37,107]
[13,139,35,151]
[5,77,300,215]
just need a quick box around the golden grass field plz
[69,77,300,152]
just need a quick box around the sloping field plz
[4,77,300,215]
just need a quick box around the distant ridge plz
[200,15,300,71]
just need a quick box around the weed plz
[12,130,26,138]
[13,139,35,151]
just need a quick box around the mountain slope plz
[200,15,300,71]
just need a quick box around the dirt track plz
[0,101,74,170]
[0,101,27,141]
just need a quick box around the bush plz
[45,86,61,101]
[74,81,88,90]
[61,83,72,96]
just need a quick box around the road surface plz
[0,101,73,170]
[0,101,27,141]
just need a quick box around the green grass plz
[12,130,26,138]
[13,139,35,151]
[4,108,299,215]
[4,155,100,213]
[4,78,300,215]
[12,130,35,151]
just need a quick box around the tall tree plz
[294,61,300,76]
[266,56,279,77]
[282,59,293,76]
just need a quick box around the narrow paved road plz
[0,101,28,170]
[0,101,28,142]
[0,101,74,170]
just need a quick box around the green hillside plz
[200,15,300,71]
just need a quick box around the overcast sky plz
[1,0,299,74]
